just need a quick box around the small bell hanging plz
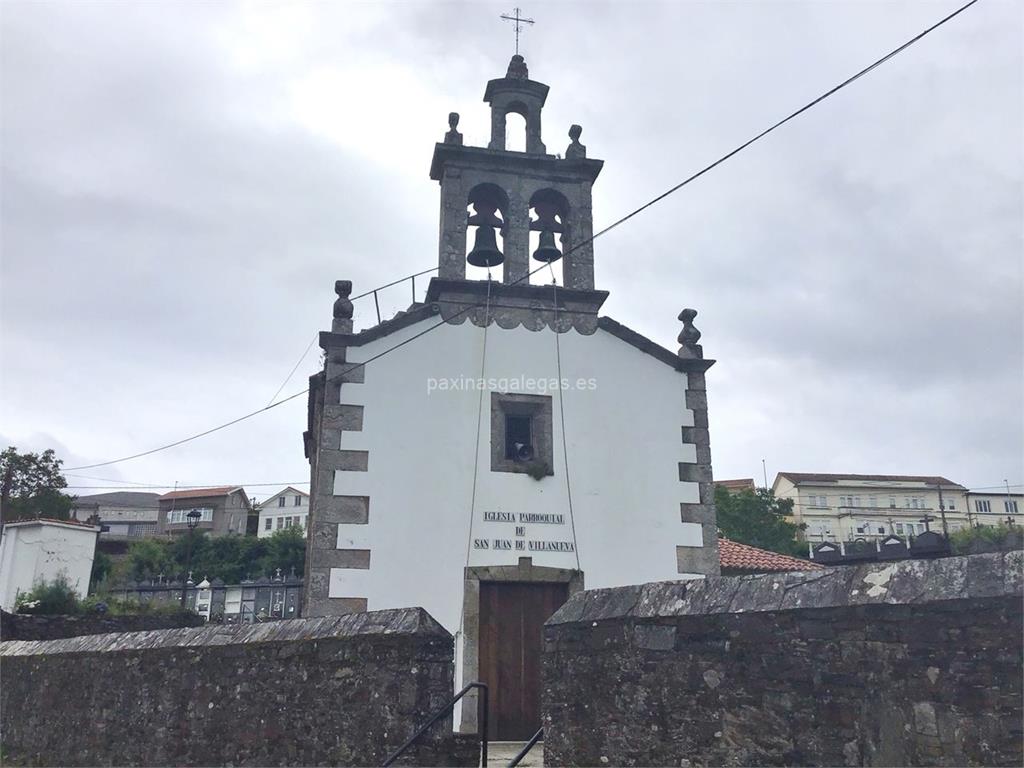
[532,229,562,262]
[467,225,504,267]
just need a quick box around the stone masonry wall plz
[543,552,1022,767]
[1,608,474,767]
[0,609,203,641]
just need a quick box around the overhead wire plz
[461,268,495,611]
[547,261,582,569]
[64,0,981,472]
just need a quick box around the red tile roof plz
[158,486,239,501]
[719,537,823,573]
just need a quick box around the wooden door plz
[478,581,570,740]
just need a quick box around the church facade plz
[302,56,719,739]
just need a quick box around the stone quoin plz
[301,54,719,739]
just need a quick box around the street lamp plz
[180,508,203,608]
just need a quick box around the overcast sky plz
[1,0,1021,501]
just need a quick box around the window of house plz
[877,526,886,535]
[167,508,213,524]
[975,499,991,513]
[1006,500,1019,514]
[869,495,877,507]
[853,496,861,507]
[889,496,896,508]
[276,517,283,530]
[264,518,272,531]
[894,523,904,534]
[278,497,286,508]
[294,496,302,507]
[490,393,554,476]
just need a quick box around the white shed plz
[0,518,100,610]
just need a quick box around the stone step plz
[486,740,545,767]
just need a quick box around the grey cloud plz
[1,1,1020,493]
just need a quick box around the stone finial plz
[444,112,463,145]
[333,280,354,333]
[506,54,529,79]
[677,308,704,359]
[566,124,586,159]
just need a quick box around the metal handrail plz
[508,727,543,767]
[382,681,489,767]
[350,266,438,323]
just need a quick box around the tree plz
[126,538,174,582]
[715,485,804,557]
[255,527,306,579]
[122,528,306,585]
[0,446,74,523]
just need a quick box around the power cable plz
[267,334,319,407]
[461,270,495,616]
[547,262,582,569]
[65,0,980,472]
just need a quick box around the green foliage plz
[15,573,80,614]
[949,523,1021,554]
[15,575,197,616]
[126,538,175,582]
[81,594,193,616]
[90,550,113,589]
[0,446,74,522]
[122,527,305,585]
[715,486,804,557]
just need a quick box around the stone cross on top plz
[500,7,534,56]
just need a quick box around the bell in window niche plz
[467,199,505,268]
[530,190,568,263]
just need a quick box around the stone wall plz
[0,609,203,641]
[2,608,475,767]
[543,552,1022,767]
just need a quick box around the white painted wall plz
[0,520,100,610]
[327,317,704,634]
[256,487,309,539]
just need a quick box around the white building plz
[302,56,719,739]
[966,489,1022,526]
[772,472,972,542]
[256,486,309,538]
[0,518,100,610]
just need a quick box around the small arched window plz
[504,105,528,153]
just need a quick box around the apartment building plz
[772,473,971,542]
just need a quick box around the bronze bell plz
[532,229,562,262]
[467,225,504,267]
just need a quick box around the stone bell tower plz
[429,55,604,293]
